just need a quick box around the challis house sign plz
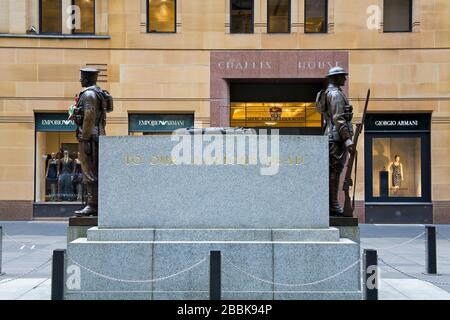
[216,60,340,71]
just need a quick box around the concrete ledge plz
[87,228,341,242]
[0,34,111,39]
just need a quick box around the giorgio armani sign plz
[365,113,431,132]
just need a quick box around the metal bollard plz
[51,249,66,300]
[0,226,3,275]
[425,226,437,275]
[363,249,378,300]
[209,251,221,300]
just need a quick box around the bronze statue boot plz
[75,185,98,217]
[330,172,344,217]
[75,205,97,217]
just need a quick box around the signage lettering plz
[374,120,419,127]
[216,60,340,71]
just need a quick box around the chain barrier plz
[67,256,207,283]
[225,257,360,287]
[2,231,55,253]
[0,258,52,285]
[363,232,425,251]
[378,257,450,287]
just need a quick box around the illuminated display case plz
[364,113,432,223]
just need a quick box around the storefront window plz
[268,0,290,33]
[384,0,412,32]
[230,102,321,128]
[230,0,254,34]
[35,114,82,203]
[304,0,327,33]
[372,138,421,198]
[364,113,431,204]
[73,0,95,34]
[40,0,63,34]
[147,0,176,33]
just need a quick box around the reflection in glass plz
[231,0,254,34]
[304,0,327,33]
[230,102,322,128]
[40,0,62,34]
[148,0,176,33]
[73,0,95,34]
[383,0,412,32]
[372,138,421,198]
[268,0,290,33]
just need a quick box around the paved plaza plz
[0,221,450,300]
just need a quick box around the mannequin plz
[387,155,404,195]
[46,153,59,201]
[58,150,74,201]
[72,152,83,201]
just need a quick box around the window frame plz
[39,0,63,35]
[71,0,96,35]
[304,0,328,34]
[146,0,177,34]
[230,0,255,34]
[383,0,413,33]
[267,0,291,34]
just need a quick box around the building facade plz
[0,0,449,223]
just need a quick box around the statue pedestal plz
[63,135,362,300]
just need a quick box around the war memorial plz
[60,67,365,300]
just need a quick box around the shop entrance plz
[34,113,84,217]
[229,79,325,135]
[364,113,432,224]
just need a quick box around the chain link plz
[225,257,360,287]
[364,232,425,251]
[67,256,207,283]
[378,257,450,287]
[0,258,52,285]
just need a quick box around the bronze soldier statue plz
[317,67,355,217]
[73,68,109,217]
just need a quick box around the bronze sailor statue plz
[72,68,113,217]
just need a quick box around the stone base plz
[330,217,360,243]
[67,216,98,243]
[64,228,362,300]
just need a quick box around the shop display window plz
[35,132,83,203]
[372,137,422,198]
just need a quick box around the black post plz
[209,251,221,300]
[425,225,437,274]
[51,249,66,300]
[363,249,378,300]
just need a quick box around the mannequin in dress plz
[46,152,59,201]
[387,155,404,195]
[58,150,74,201]
[72,152,83,201]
